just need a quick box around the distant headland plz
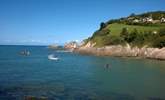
[64,11,165,60]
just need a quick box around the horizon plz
[0,0,165,45]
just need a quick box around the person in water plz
[105,64,111,69]
[20,50,30,56]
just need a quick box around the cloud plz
[31,39,41,43]
[0,39,60,45]
[19,39,43,43]
[16,39,47,45]
[4,40,11,43]
[75,40,79,42]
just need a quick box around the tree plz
[129,13,136,17]
[158,28,165,37]
[120,27,129,41]
[153,36,165,48]
[100,22,106,30]
[127,28,138,43]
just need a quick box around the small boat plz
[20,50,30,56]
[48,54,59,60]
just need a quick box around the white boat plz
[48,54,59,60]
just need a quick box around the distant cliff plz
[48,44,63,50]
[65,11,165,60]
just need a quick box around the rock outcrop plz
[73,42,165,60]
[48,44,63,50]
[64,41,79,51]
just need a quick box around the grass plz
[105,23,164,36]
[90,23,165,47]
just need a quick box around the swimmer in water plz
[105,64,111,69]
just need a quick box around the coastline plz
[72,45,165,60]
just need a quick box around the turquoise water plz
[0,45,165,100]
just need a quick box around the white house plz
[161,18,165,23]
[142,17,153,23]
[147,17,153,22]
[133,19,140,23]
[127,17,134,20]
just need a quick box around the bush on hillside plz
[153,36,165,48]
[103,35,124,45]
[126,28,138,43]
[132,32,145,47]
[99,22,107,30]
[158,28,165,36]
[92,29,110,38]
[120,27,129,41]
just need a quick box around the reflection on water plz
[0,45,165,100]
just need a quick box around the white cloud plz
[31,39,41,43]
[75,40,79,42]
[0,40,10,42]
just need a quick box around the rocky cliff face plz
[64,41,79,51]
[74,42,165,60]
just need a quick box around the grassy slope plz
[90,23,165,47]
[105,23,164,36]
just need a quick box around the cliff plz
[74,42,165,60]
[48,44,63,50]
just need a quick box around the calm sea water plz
[0,45,165,100]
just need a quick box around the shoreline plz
[72,45,165,60]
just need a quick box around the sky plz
[0,0,165,45]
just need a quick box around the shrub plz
[92,29,110,38]
[158,28,165,37]
[100,22,106,30]
[120,27,129,41]
[153,36,165,48]
[127,28,138,43]
[132,32,145,47]
[103,35,124,45]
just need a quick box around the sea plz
[0,45,165,100]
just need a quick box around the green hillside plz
[85,11,165,48]
[105,23,163,36]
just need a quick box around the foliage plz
[86,11,165,48]
[92,29,110,38]
[120,28,128,38]
[127,28,138,43]
[106,11,165,26]
[99,22,106,30]
[107,36,124,45]
[158,28,165,36]
[153,36,165,48]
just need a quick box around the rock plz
[48,44,63,50]
[74,44,165,60]
[64,41,79,51]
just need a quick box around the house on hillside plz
[127,17,134,20]
[133,19,140,23]
[161,18,165,23]
[141,17,153,23]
